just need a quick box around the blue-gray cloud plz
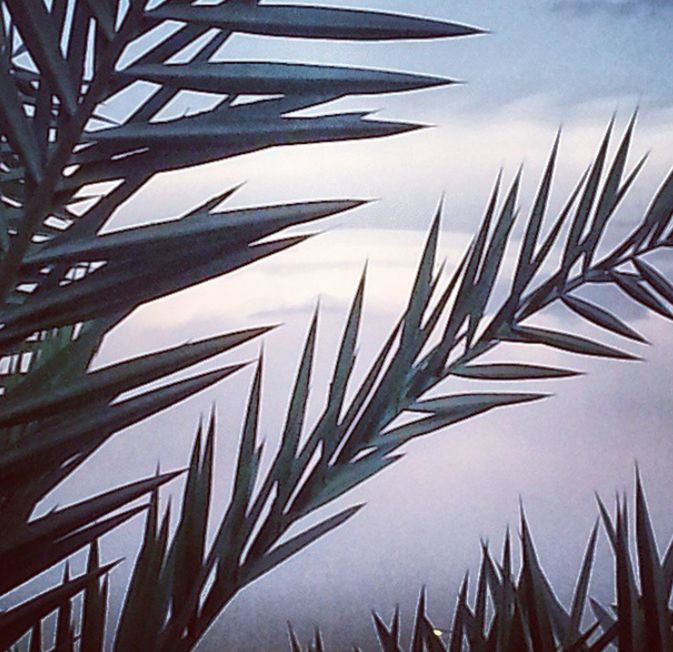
[552,0,673,14]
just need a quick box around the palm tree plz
[2,2,673,651]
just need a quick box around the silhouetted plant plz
[296,472,672,652]
[2,1,673,651]
[0,0,482,649]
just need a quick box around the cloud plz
[551,0,673,15]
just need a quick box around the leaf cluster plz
[296,473,673,652]
[9,111,673,651]
[3,2,673,651]
[0,1,481,650]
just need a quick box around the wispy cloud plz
[551,0,673,15]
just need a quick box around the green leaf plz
[562,294,646,343]
[123,61,454,96]
[468,170,521,345]
[633,258,673,304]
[322,267,366,456]
[568,521,598,642]
[520,512,558,652]
[376,393,547,449]
[82,110,425,154]
[0,365,246,482]
[147,4,483,40]
[503,325,638,360]
[635,470,672,651]
[0,561,119,651]
[474,550,488,640]
[114,495,171,651]
[0,327,269,428]
[24,201,364,270]
[0,470,181,556]
[0,237,310,346]
[5,0,78,116]
[0,64,42,181]
[636,167,673,249]
[169,420,213,624]
[335,211,444,460]
[213,358,263,569]
[514,166,591,323]
[243,310,320,563]
[293,452,403,518]
[451,363,580,381]
[277,308,318,494]
[611,270,673,319]
[243,504,364,585]
[582,112,637,270]
[223,436,260,542]
[401,206,441,362]
[512,130,560,298]
[0,505,139,595]
[559,118,614,284]
[450,172,501,333]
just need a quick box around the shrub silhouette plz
[293,473,672,651]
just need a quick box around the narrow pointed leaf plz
[376,393,546,449]
[0,328,269,428]
[148,4,483,40]
[638,167,673,249]
[451,363,579,380]
[512,131,560,297]
[0,366,246,481]
[1,470,181,554]
[372,610,404,652]
[0,563,118,651]
[562,294,646,343]
[503,325,638,360]
[243,504,364,584]
[612,270,673,319]
[635,472,672,651]
[583,113,637,269]
[123,61,455,96]
[5,0,78,115]
[1,507,145,595]
[633,258,673,304]
[0,65,42,181]
[568,522,599,640]
[24,201,364,270]
[559,119,613,283]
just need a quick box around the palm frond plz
[0,1,480,649]
[85,119,673,651]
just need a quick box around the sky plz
[27,1,673,649]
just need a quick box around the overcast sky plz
[33,1,673,649]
